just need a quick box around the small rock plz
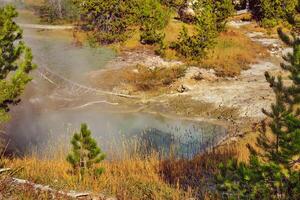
[228,20,251,28]
[178,1,196,23]
[229,137,238,143]
[94,193,106,200]
[132,69,139,73]
[106,198,117,200]
[177,84,188,93]
[112,87,130,95]
[185,67,217,81]
[0,168,11,174]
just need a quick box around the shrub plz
[213,0,235,31]
[171,5,218,60]
[261,18,278,28]
[124,65,186,91]
[233,0,248,10]
[192,0,234,31]
[160,0,185,9]
[155,39,168,57]
[140,24,166,45]
[171,0,233,60]
[159,148,236,199]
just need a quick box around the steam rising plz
[3,4,227,158]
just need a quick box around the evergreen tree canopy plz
[171,3,219,60]
[74,0,171,45]
[170,0,234,60]
[74,0,135,44]
[215,30,300,199]
[0,5,35,122]
[138,0,170,45]
[194,0,235,31]
[249,0,298,27]
[39,0,79,23]
[67,123,106,179]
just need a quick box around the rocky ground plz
[88,21,287,136]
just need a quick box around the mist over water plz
[3,3,228,159]
[19,15,116,83]
[7,107,226,158]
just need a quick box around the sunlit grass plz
[3,141,238,200]
[202,28,268,76]
[90,64,187,95]
[6,153,191,199]
[114,18,269,77]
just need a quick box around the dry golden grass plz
[0,128,237,199]
[23,0,44,7]
[91,65,186,94]
[159,148,236,199]
[121,30,145,51]
[202,28,268,77]
[6,153,191,200]
[238,19,293,36]
[229,13,253,22]
[164,96,239,119]
[3,144,237,200]
[1,128,271,199]
[0,119,257,200]
[164,19,195,44]
[0,177,69,200]
[232,122,282,163]
[117,19,269,77]
[0,135,186,199]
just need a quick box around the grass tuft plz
[202,29,268,77]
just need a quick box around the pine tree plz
[259,29,300,167]
[171,4,218,60]
[74,0,134,44]
[138,0,169,45]
[215,30,300,199]
[0,5,36,122]
[39,0,79,23]
[250,0,298,27]
[67,123,106,180]
[171,0,234,60]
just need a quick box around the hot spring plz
[3,6,228,159]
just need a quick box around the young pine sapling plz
[67,123,106,180]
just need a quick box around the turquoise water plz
[7,108,226,159]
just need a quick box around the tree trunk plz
[57,0,63,19]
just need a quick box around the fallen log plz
[0,169,116,200]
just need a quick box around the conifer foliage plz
[39,0,79,23]
[171,4,219,60]
[74,0,134,44]
[215,30,300,199]
[250,0,298,28]
[171,0,234,60]
[0,5,35,122]
[67,123,106,180]
[138,0,170,45]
